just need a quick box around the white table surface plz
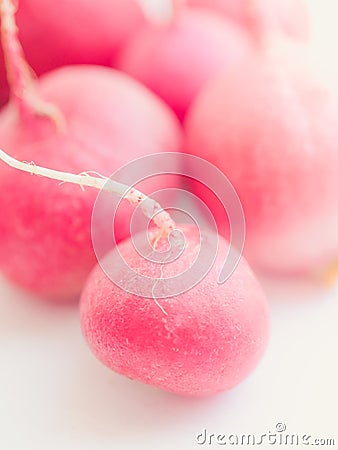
[0,274,337,450]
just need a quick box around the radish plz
[185,38,338,279]
[187,0,309,40]
[118,0,252,120]
[0,149,270,396]
[0,0,146,106]
[0,0,181,301]
[80,223,269,397]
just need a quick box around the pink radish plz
[80,223,269,396]
[187,0,309,40]
[118,1,252,120]
[0,149,269,396]
[0,0,146,106]
[185,38,338,279]
[0,0,181,301]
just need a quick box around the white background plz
[1,1,338,449]
[0,274,337,450]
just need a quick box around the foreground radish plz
[0,149,270,396]
[118,1,252,120]
[187,0,309,40]
[0,0,145,106]
[81,224,269,396]
[185,39,338,278]
[0,0,181,301]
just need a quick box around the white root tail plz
[0,148,176,241]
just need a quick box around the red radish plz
[0,0,146,106]
[0,149,269,396]
[118,1,252,120]
[187,0,309,40]
[80,223,270,397]
[185,39,338,278]
[0,0,181,301]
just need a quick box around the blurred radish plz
[118,0,252,120]
[0,0,181,301]
[187,0,309,40]
[185,38,338,279]
[0,0,146,106]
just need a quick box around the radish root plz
[0,148,176,244]
[0,0,65,128]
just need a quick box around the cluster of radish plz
[0,0,336,397]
